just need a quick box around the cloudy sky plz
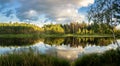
[0,0,94,26]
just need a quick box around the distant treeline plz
[43,22,120,35]
[0,22,44,34]
[0,22,120,35]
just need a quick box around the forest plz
[0,22,120,36]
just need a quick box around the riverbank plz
[0,52,70,66]
[74,48,120,66]
[42,34,113,37]
[0,48,119,66]
[0,34,113,38]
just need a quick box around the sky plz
[0,0,94,26]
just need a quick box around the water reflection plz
[44,38,64,45]
[44,37,113,47]
[0,41,119,60]
[0,37,113,47]
[0,37,119,60]
[0,38,44,46]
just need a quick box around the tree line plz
[43,22,120,35]
[0,22,120,36]
[0,22,44,34]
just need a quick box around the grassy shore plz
[0,52,70,66]
[42,34,113,37]
[0,49,119,66]
[74,49,120,66]
[0,34,113,38]
[0,34,43,38]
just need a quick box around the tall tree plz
[88,0,120,48]
[88,0,120,24]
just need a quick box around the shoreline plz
[0,34,113,38]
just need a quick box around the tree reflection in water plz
[44,37,113,47]
[0,37,117,60]
[0,37,113,47]
[0,38,44,46]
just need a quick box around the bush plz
[101,49,120,66]
[74,53,101,66]
[74,49,120,66]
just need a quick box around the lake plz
[0,37,119,60]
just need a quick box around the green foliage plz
[115,29,120,37]
[0,22,120,35]
[44,24,64,34]
[87,0,120,25]
[0,49,120,66]
[60,22,117,35]
[0,47,119,66]
[76,28,81,34]
[0,22,44,34]
[74,49,120,66]
[74,53,101,66]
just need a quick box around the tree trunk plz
[111,29,120,50]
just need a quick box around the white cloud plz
[27,10,38,17]
[0,0,94,23]
[79,0,94,7]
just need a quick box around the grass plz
[0,34,113,38]
[0,52,70,66]
[40,34,113,38]
[74,48,120,66]
[0,34,40,38]
[0,34,118,66]
[0,48,120,66]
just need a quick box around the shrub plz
[74,53,101,66]
[74,49,120,66]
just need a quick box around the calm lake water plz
[0,37,120,60]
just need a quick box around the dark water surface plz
[0,37,119,60]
